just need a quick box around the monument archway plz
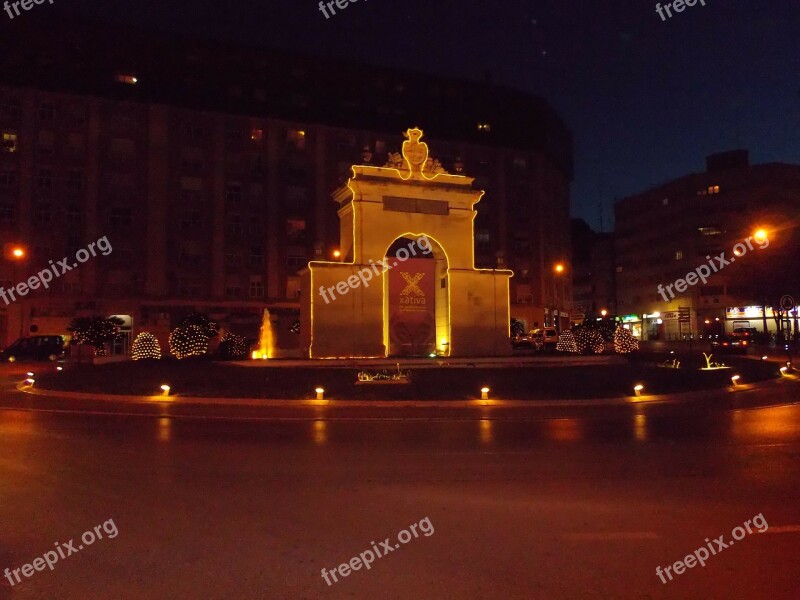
[300,128,512,358]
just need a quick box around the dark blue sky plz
[56,0,800,230]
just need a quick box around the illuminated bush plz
[613,325,639,354]
[556,330,578,353]
[131,332,161,360]
[575,327,606,355]
[217,331,249,360]
[169,325,209,359]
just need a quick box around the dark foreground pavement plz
[1,370,799,598]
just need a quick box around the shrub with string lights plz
[556,330,578,353]
[169,325,209,359]
[131,332,161,360]
[67,316,123,356]
[575,326,606,355]
[613,325,639,354]
[217,331,248,360]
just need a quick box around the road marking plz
[764,525,800,534]
[562,532,658,541]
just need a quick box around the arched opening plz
[382,235,450,357]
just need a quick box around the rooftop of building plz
[0,16,573,178]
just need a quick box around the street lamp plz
[552,263,565,332]
[5,244,27,337]
[753,229,768,244]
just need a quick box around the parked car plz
[529,327,558,350]
[710,336,749,355]
[0,335,66,362]
[731,327,758,340]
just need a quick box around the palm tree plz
[67,316,124,356]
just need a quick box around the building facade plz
[0,18,572,353]
[571,218,616,323]
[614,150,800,340]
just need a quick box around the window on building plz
[249,247,264,267]
[513,157,528,170]
[225,183,242,203]
[36,130,54,154]
[38,103,55,121]
[0,203,15,223]
[477,123,491,132]
[115,74,138,85]
[286,219,307,242]
[225,253,242,268]
[67,170,84,191]
[65,205,81,224]
[249,277,265,298]
[0,98,20,117]
[287,129,306,151]
[2,132,18,153]
[34,203,52,224]
[227,214,243,236]
[250,128,264,142]
[0,168,17,187]
[179,209,201,231]
[286,254,307,272]
[675,250,683,260]
[36,169,52,190]
[662,198,669,205]
[698,227,722,236]
[708,185,720,194]
[109,207,133,227]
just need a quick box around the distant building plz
[0,18,572,352]
[571,218,615,322]
[614,150,800,340]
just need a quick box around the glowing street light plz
[633,384,644,397]
[481,386,490,400]
[10,246,25,259]
[315,387,325,401]
[753,229,768,243]
[554,263,565,274]
[160,384,171,396]
[731,375,741,387]
[332,250,341,259]
[601,309,608,317]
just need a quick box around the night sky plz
[42,0,800,230]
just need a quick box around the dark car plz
[0,335,66,362]
[710,336,749,355]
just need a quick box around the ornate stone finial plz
[401,127,429,176]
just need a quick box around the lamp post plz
[553,263,565,332]
[6,244,27,338]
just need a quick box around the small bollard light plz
[761,356,768,361]
[315,387,325,401]
[56,366,63,371]
[160,384,171,397]
[26,372,34,377]
[731,375,741,387]
[24,378,35,386]
[481,386,490,400]
[780,367,788,376]
[634,384,644,397]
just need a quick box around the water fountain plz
[252,308,275,359]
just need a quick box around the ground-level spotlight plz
[26,372,34,377]
[780,367,789,376]
[160,384,171,397]
[56,366,63,371]
[761,356,768,361]
[633,384,644,397]
[315,387,325,401]
[481,387,490,400]
[731,375,741,387]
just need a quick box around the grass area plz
[34,352,781,401]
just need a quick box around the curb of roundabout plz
[10,372,799,415]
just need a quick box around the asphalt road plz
[1,366,799,599]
